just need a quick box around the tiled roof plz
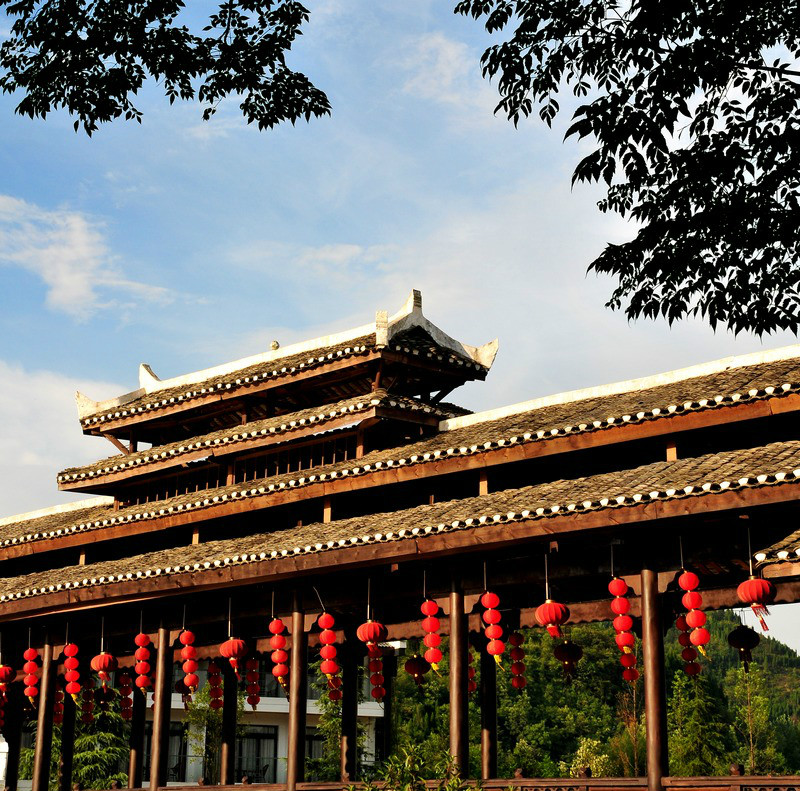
[79,335,378,427]
[756,529,800,564]
[7,349,800,551]
[59,391,470,484]
[3,440,800,604]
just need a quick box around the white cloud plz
[0,195,172,320]
[0,359,124,517]
[399,32,503,129]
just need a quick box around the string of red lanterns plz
[481,591,505,664]
[509,631,527,690]
[678,570,710,654]
[81,678,95,723]
[207,661,223,710]
[244,658,261,710]
[134,632,152,696]
[53,688,64,725]
[553,639,582,679]
[269,617,290,695]
[357,619,388,700]
[317,611,342,701]
[421,599,442,671]
[23,646,39,707]
[180,630,199,695]
[609,577,639,683]
[0,646,11,735]
[675,614,701,676]
[64,642,81,702]
[119,672,134,721]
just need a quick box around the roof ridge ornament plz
[138,363,161,391]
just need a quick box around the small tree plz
[727,665,786,774]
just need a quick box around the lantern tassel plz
[751,603,770,631]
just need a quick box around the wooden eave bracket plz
[102,432,132,455]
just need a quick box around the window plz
[143,722,188,783]
[236,724,278,784]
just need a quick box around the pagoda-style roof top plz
[6,341,800,554]
[75,291,498,438]
[58,390,470,491]
[2,439,799,609]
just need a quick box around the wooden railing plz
[140,777,800,791]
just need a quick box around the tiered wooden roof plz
[5,294,800,627]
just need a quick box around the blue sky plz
[1,0,797,508]
[0,0,797,645]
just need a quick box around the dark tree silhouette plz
[0,0,330,134]
[456,0,800,335]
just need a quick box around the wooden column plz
[219,661,238,784]
[381,652,397,764]
[57,682,77,791]
[128,680,146,788]
[641,567,668,791]
[4,683,24,791]
[449,581,468,775]
[339,630,359,781]
[479,642,497,779]
[149,626,173,790]
[32,638,57,791]
[286,592,308,791]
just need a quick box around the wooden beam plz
[287,592,308,791]
[102,432,132,455]
[339,628,359,781]
[479,470,489,497]
[666,441,677,462]
[4,683,24,791]
[480,637,498,780]
[641,568,668,791]
[57,682,77,791]
[7,486,800,623]
[32,637,57,791]
[43,393,800,551]
[323,497,332,524]
[150,626,173,790]
[128,683,146,789]
[449,580,468,775]
[220,662,238,784]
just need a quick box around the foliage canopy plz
[456,0,800,335]
[0,0,330,134]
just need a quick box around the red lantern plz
[91,652,118,690]
[356,620,388,645]
[421,600,442,670]
[63,643,81,702]
[220,638,248,678]
[0,663,14,693]
[404,655,431,685]
[678,570,699,591]
[553,640,582,679]
[608,577,629,597]
[535,600,570,638]
[728,625,760,672]
[737,576,775,631]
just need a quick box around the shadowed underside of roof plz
[4,439,800,604]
